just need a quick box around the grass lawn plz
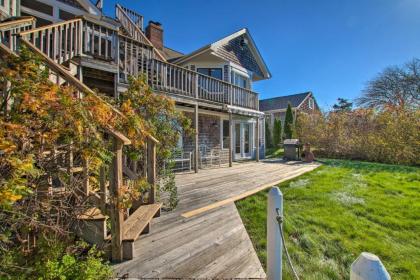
[265,147,284,158]
[236,159,420,280]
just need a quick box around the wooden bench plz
[122,203,162,260]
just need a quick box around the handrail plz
[0,17,36,51]
[0,16,35,29]
[116,4,166,62]
[19,18,81,36]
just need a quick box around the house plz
[0,0,271,170]
[259,91,319,129]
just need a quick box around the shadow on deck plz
[113,160,320,278]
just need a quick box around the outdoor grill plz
[283,139,301,161]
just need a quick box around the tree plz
[272,118,282,147]
[333,98,353,112]
[357,58,420,111]
[284,103,294,139]
[265,120,273,148]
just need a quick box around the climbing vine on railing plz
[0,46,191,277]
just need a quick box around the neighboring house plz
[260,92,319,129]
[0,0,271,169]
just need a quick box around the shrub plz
[272,119,282,148]
[295,109,420,165]
[284,103,294,139]
[265,120,273,148]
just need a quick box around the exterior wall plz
[20,0,97,26]
[181,112,229,165]
[214,34,264,79]
[298,96,320,113]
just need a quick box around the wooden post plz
[229,112,233,167]
[99,165,106,214]
[194,104,199,173]
[67,141,73,187]
[147,137,156,204]
[267,187,283,280]
[256,117,260,162]
[82,157,89,196]
[110,137,124,262]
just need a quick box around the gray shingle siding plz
[215,34,264,78]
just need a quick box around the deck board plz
[113,159,320,279]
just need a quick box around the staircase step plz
[75,207,107,246]
[122,203,162,260]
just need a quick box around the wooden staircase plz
[0,12,162,262]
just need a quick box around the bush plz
[295,109,420,165]
[0,240,113,280]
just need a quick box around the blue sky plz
[103,0,420,109]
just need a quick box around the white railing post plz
[350,252,390,280]
[267,186,283,280]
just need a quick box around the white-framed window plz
[231,71,249,89]
[308,98,314,109]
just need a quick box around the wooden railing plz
[82,18,117,62]
[0,16,35,52]
[19,18,83,64]
[15,16,259,110]
[116,4,144,31]
[118,34,153,83]
[116,4,166,62]
[149,59,259,110]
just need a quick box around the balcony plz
[12,16,259,111]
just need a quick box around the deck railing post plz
[147,137,156,204]
[256,117,260,162]
[110,136,124,262]
[267,187,283,280]
[229,112,233,167]
[194,104,199,173]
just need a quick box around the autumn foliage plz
[295,109,420,165]
[0,47,190,278]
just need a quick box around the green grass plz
[235,159,420,280]
[266,147,284,158]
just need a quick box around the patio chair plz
[172,150,193,172]
[199,145,221,168]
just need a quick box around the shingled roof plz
[259,92,312,111]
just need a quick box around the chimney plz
[146,21,163,51]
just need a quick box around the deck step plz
[122,203,161,260]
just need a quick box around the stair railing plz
[0,16,35,52]
[115,4,166,62]
[19,18,83,64]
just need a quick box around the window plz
[308,98,314,109]
[0,0,5,7]
[197,68,223,80]
[231,71,248,89]
[222,120,230,149]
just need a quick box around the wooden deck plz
[113,159,320,279]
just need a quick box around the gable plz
[260,92,311,111]
[214,34,264,79]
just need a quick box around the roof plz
[259,92,312,111]
[162,46,184,62]
[171,28,271,80]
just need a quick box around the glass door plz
[243,123,251,157]
[235,123,241,158]
[234,122,253,159]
